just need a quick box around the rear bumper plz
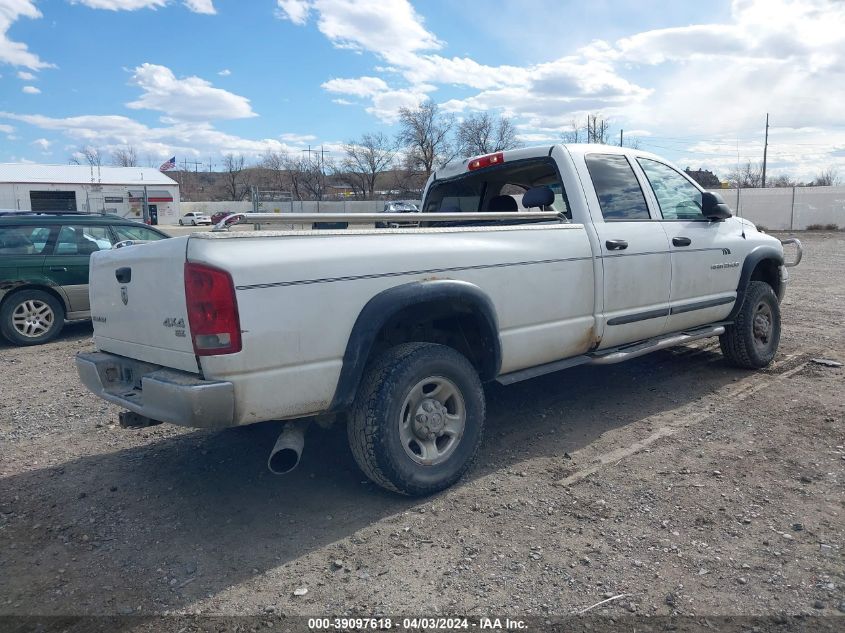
[76,351,235,428]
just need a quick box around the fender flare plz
[727,245,784,320]
[327,280,501,412]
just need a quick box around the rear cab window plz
[0,225,57,256]
[585,154,651,221]
[423,157,571,220]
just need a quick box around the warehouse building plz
[0,163,180,224]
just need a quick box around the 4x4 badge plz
[120,286,128,306]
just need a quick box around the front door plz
[42,224,113,315]
[581,153,672,349]
[635,158,741,332]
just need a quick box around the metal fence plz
[709,186,845,230]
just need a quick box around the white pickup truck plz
[76,144,802,495]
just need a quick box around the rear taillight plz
[468,151,504,171]
[184,262,241,356]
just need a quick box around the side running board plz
[495,324,726,385]
[589,325,725,365]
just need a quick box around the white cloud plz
[277,0,440,58]
[22,85,40,94]
[0,123,13,133]
[279,132,317,143]
[126,63,256,121]
[31,137,50,150]
[217,68,231,76]
[276,0,310,24]
[71,0,168,10]
[0,0,53,69]
[71,0,216,13]
[16,70,35,80]
[183,0,215,14]
[0,111,317,161]
[321,76,388,98]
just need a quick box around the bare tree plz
[397,100,455,178]
[341,132,396,199]
[261,150,292,192]
[69,146,103,167]
[561,119,583,144]
[768,174,798,188]
[300,154,333,201]
[811,168,841,186]
[222,153,250,201]
[111,146,138,167]
[726,161,764,188]
[456,112,521,156]
[561,114,612,144]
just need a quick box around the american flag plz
[159,156,176,172]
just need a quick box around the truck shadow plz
[1,343,750,615]
[0,320,92,350]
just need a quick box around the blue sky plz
[1,0,843,181]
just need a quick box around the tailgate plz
[89,236,199,373]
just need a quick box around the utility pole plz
[619,129,624,147]
[761,113,769,188]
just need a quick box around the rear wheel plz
[0,289,65,346]
[348,343,485,496]
[720,281,781,368]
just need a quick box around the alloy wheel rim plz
[399,375,466,466]
[12,299,54,338]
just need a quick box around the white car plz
[76,144,801,495]
[178,212,211,226]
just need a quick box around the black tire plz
[720,281,781,368]
[178,219,184,226]
[0,289,65,346]
[348,342,485,496]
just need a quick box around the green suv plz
[0,212,168,346]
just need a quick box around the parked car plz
[0,212,168,345]
[210,211,238,225]
[76,144,801,495]
[375,201,420,228]
[179,212,212,226]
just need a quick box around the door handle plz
[605,239,628,251]
[672,236,692,247]
[49,266,68,272]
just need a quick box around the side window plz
[638,159,704,220]
[54,225,113,255]
[0,226,55,255]
[112,225,167,242]
[585,154,651,220]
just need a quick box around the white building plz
[0,163,180,225]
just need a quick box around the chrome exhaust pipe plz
[267,421,308,475]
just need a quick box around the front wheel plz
[348,343,485,496]
[191,219,197,226]
[720,281,781,368]
[178,219,184,226]
[0,289,65,346]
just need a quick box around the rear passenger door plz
[582,154,672,349]
[0,224,57,294]
[636,158,740,332]
[42,225,113,315]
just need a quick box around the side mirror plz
[701,191,732,220]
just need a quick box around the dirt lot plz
[1,231,843,626]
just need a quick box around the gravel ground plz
[0,231,843,625]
